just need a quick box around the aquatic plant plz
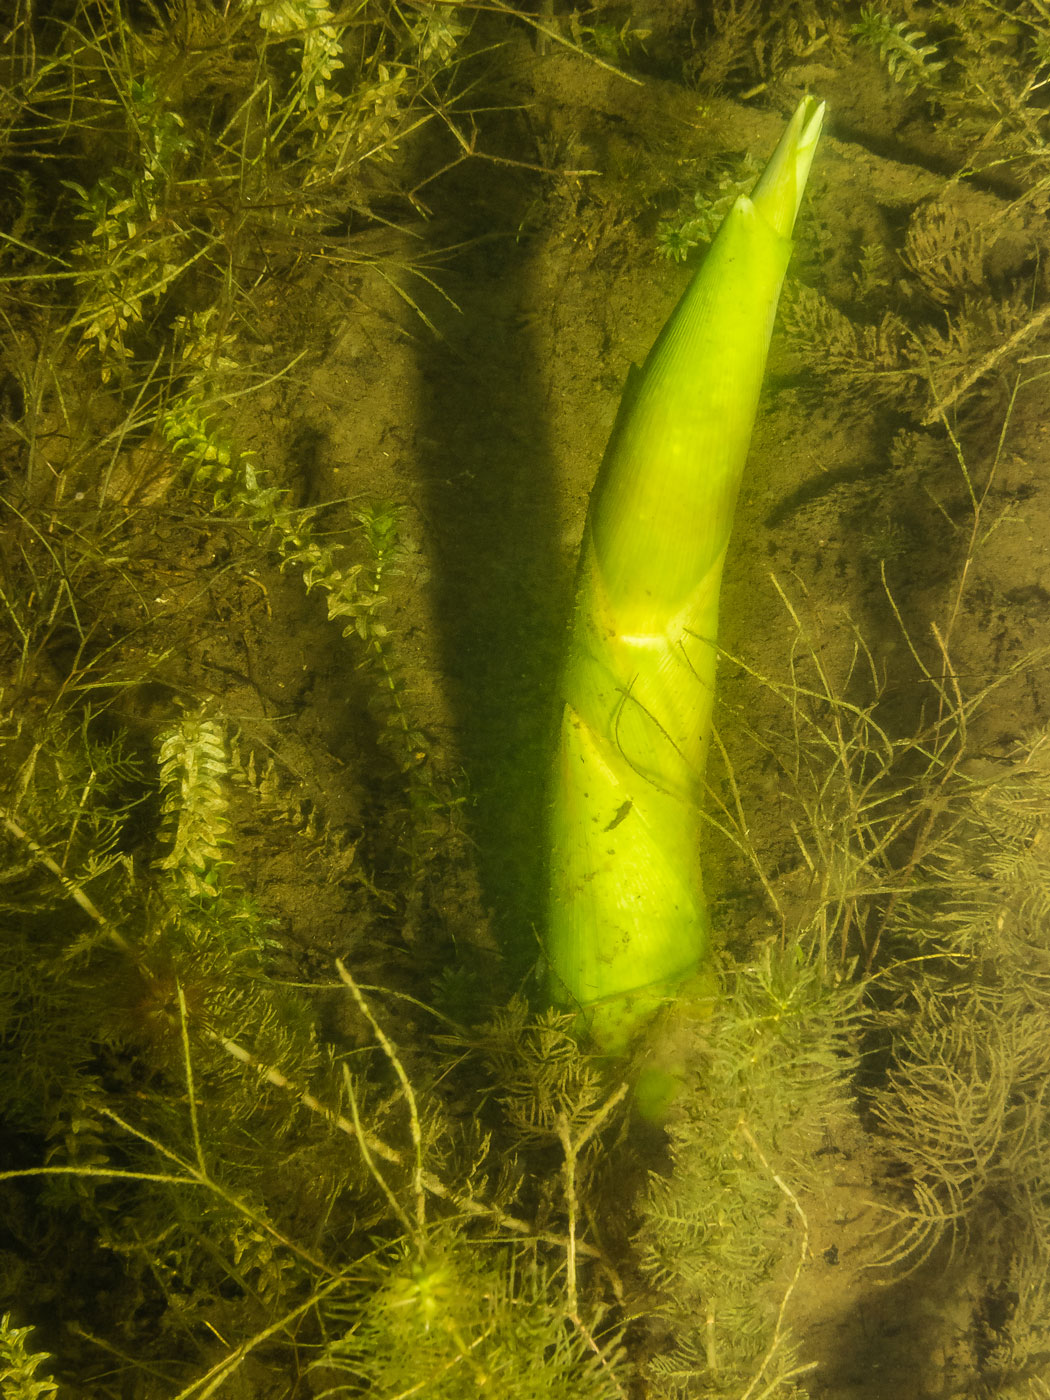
[546,97,825,1062]
[3,0,1050,1393]
[0,1315,58,1400]
[851,6,946,93]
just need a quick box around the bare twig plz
[337,958,426,1234]
[554,1082,627,1316]
[736,1119,817,1400]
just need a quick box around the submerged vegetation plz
[3,1,1050,1397]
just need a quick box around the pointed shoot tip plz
[750,95,826,241]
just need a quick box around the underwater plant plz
[546,96,825,1064]
[851,5,946,93]
[0,1314,58,1400]
[5,0,1050,1391]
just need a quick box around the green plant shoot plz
[547,97,825,1056]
